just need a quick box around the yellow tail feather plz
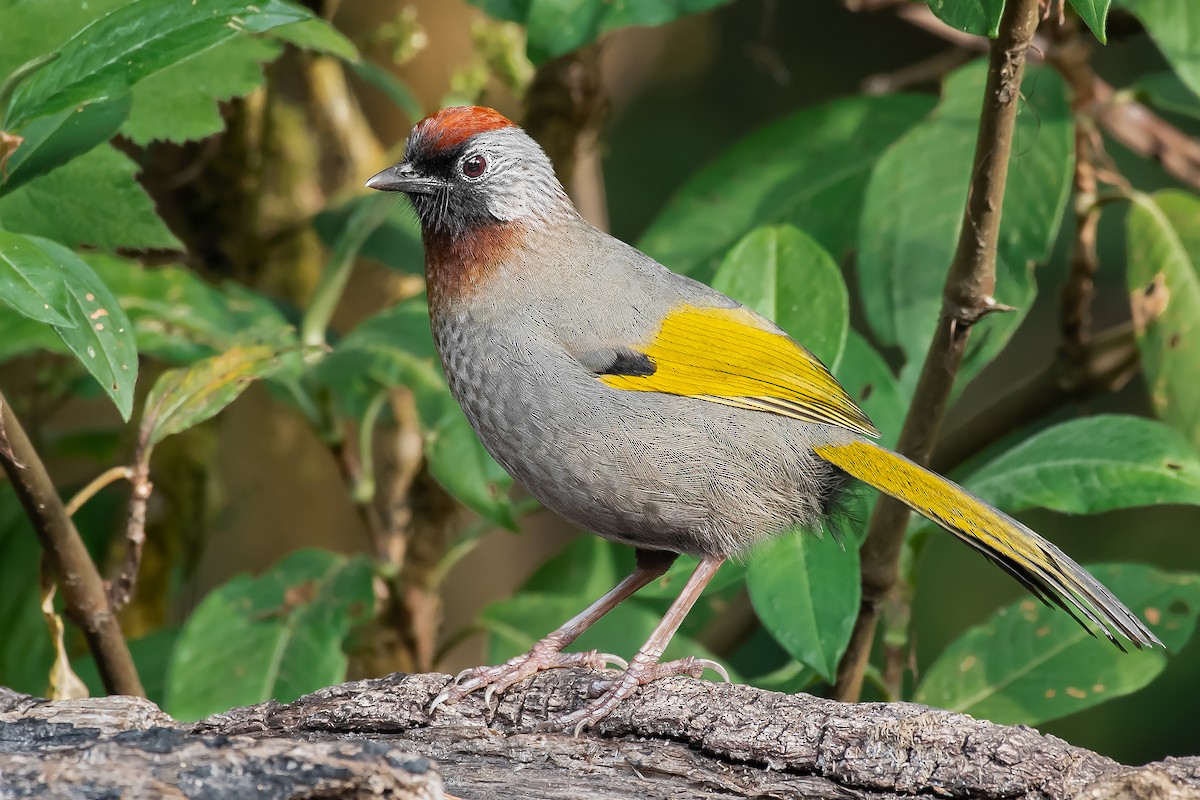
[814,439,1160,649]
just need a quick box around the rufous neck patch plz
[414,106,515,152]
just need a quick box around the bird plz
[366,105,1160,731]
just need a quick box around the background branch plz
[522,42,610,230]
[0,391,143,697]
[833,0,1043,702]
[855,0,1200,193]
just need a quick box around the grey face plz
[366,128,568,238]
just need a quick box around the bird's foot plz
[429,638,627,715]
[548,655,729,735]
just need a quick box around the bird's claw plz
[543,654,731,734]
[427,647,626,716]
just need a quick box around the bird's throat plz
[422,221,526,313]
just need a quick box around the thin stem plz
[109,446,152,613]
[0,389,143,697]
[352,390,388,504]
[299,191,391,348]
[833,0,1043,702]
[428,497,541,589]
[65,466,133,518]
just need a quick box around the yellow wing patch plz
[599,304,878,437]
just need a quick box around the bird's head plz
[366,106,570,239]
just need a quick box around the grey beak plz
[366,163,444,194]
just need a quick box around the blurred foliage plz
[0,0,1198,766]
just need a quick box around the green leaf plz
[121,36,281,145]
[141,345,294,448]
[0,481,117,696]
[0,230,75,326]
[0,95,131,197]
[1133,72,1200,120]
[0,310,63,363]
[88,253,296,363]
[15,236,139,419]
[480,591,729,674]
[829,332,906,532]
[165,549,375,721]
[915,564,1200,725]
[313,299,443,417]
[426,403,517,530]
[632,555,746,600]
[521,535,634,598]
[5,0,313,129]
[857,62,1071,394]
[1069,0,1111,42]
[314,299,515,527]
[313,194,424,275]
[927,0,1005,37]
[639,94,936,282]
[347,61,424,121]
[0,143,182,251]
[1126,190,1200,446]
[963,415,1200,513]
[0,485,54,695]
[469,0,736,65]
[0,0,126,88]
[269,17,360,61]
[1116,0,1200,100]
[746,530,859,682]
[710,225,848,369]
[836,332,904,450]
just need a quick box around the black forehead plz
[405,135,473,178]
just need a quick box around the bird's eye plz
[462,154,487,178]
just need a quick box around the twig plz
[853,0,1200,192]
[108,453,152,613]
[0,389,144,697]
[1094,79,1200,191]
[833,0,1043,702]
[862,47,974,94]
[64,466,133,518]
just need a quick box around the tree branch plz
[108,453,152,613]
[853,0,1200,193]
[4,672,1198,799]
[833,0,1043,702]
[0,390,143,698]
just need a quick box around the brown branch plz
[0,390,144,697]
[833,0,1043,702]
[108,453,152,613]
[853,0,1200,193]
[1094,79,1200,191]
[7,672,1196,799]
[1049,18,1103,361]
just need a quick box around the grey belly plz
[436,323,848,558]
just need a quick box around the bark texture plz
[2,674,1198,800]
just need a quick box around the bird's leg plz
[429,549,677,713]
[551,555,727,734]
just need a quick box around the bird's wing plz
[585,303,879,438]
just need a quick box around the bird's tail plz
[814,439,1161,649]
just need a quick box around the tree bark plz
[3,672,1198,799]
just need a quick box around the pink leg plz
[430,549,677,712]
[551,554,727,734]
